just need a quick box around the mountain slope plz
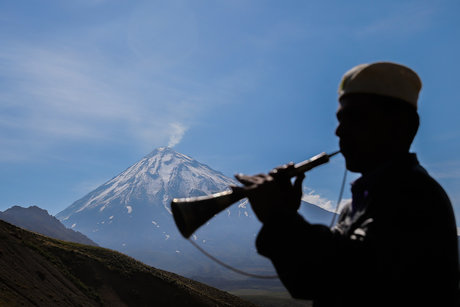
[0,219,256,306]
[56,147,262,280]
[0,205,97,246]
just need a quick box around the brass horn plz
[171,151,340,238]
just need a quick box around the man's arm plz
[256,212,338,299]
[234,166,367,300]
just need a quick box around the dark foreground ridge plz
[0,219,256,306]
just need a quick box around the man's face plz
[335,96,391,173]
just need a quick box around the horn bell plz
[171,190,244,238]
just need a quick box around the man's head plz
[335,62,422,174]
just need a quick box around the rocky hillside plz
[0,205,97,246]
[0,219,256,306]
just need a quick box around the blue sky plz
[1,0,459,225]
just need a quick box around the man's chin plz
[344,159,363,173]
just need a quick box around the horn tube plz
[171,151,339,238]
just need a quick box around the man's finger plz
[234,174,253,186]
[270,162,295,178]
[235,173,269,186]
[293,173,306,196]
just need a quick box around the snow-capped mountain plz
[58,147,242,223]
[57,147,261,282]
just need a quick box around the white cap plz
[338,62,422,109]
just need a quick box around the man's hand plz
[233,163,305,223]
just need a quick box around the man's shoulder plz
[381,154,448,198]
[379,156,455,228]
[405,160,449,200]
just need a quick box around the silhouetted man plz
[236,62,459,307]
